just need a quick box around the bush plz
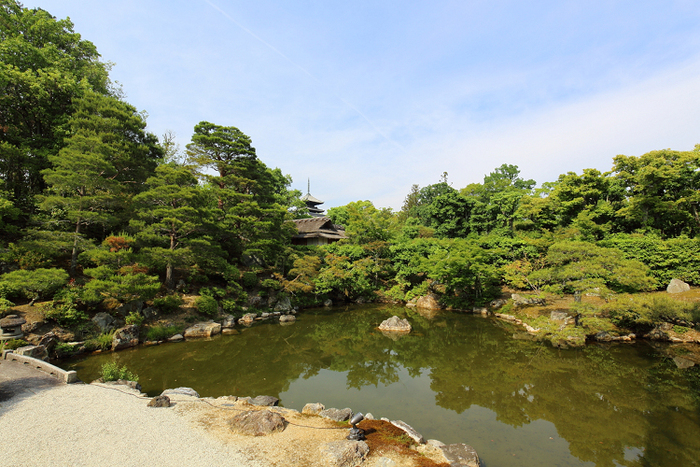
[604,294,700,330]
[241,271,259,288]
[0,268,69,300]
[100,361,138,382]
[1,338,28,350]
[125,311,144,326]
[39,301,89,326]
[221,299,242,315]
[260,278,281,290]
[195,295,218,317]
[84,332,114,352]
[0,297,14,316]
[54,342,78,358]
[200,286,226,298]
[145,324,183,341]
[152,294,183,313]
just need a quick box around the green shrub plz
[200,286,226,298]
[221,299,242,315]
[260,278,281,290]
[241,271,258,288]
[0,268,70,300]
[604,295,700,330]
[152,294,183,313]
[0,297,14,316]
[2,338,28,350]
[125,311,144,326]
[100,361,138,382]
[195,295,218,317]
[54,342,78,358]
[84,332,114,351]
[145,324,183,341]
[39,301,89,326]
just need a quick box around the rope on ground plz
[89,382,348,430]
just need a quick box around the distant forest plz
[1,1,699,335]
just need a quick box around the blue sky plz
[24,0,700,210]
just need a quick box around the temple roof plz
[292,217,347,240]
[301,193,323,205]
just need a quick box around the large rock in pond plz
[440,443,481,467]
[378,316,411,333]
[183,321,222,338]
[273,295,292,312]
[279,314,296,323]
[91,312,116,332]
[221,315,237,328]
[240,395,279,407]
[667,278,690,294]
[302,402,325,415]
[415,294,441,310]
[112,325,139,351]
[238,313,257,325]
[320,440,369,467]
[161,387,200,398]
[390,420,425,444]
[229,410,286,436]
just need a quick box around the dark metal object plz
[347,412,366,441]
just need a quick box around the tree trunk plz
[165,232,176,290]
[70,217,81,277]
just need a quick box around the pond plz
[58,304,700,466]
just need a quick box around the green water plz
[58,304,700,466]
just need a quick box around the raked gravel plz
[0,383,265,467]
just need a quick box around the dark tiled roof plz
[292,216,347,240]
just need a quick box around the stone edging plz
[2,349,78,383]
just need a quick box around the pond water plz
[58,304,700,466]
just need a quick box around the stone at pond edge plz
[319,407,353,421]
[667,278,690,294]
[168,334,184,342]
[673,356,696,369]
[91,312,116,333]
[390,420,425,444]
[148,395,171,407]
[415,294,441,310]
[15,345,48,361]
[320,440,369,467]
[240,395,279,407]
[378,316,411,333]
[229,410,286,436]
[279,315,296,323]
[161,387,200,398]
[112,325,139,351]
[238,313,257,325]
[183,321,222,338]
[221,314,237,328]
[302,402,325,415]
[93,379,143,393]
[440,443,481,467]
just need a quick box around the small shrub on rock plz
[39,301,89,326]
[241,271,258,288]
[152,294,183,313]
[100,361,139,382]
[195,295,218,317]
[125,311,144,326]
[145,324,183,341]
[0,268,69,300]
[1,338,28,350]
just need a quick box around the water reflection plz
[59,305,700,467]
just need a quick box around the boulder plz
[142,307,158,320]
[440,443,481,467]
[511,294,546,307]
[183,321,222,338]
[415,294,441,310]
[320,440,369,467]
[594,331,613,342]
[114,300,144,317]
[247,295,263,308]
[111,325,139,351]
[489,298,507,309]
[37,332,57,353]
[378,316,411,333]
[646,322,673,341]
[53,327,76,342]
[472,307,488,315]
[324,299,333,307]
[279,315,296,323]
[302,402,325,415]
[390,420,425,444]
[229,410,286,436]
[319,407,353,421]
[168,334,184,342]
[238,313,257,325]
[15,344,48,361]
[673,356,696,369]
[274,295,292,312]
[91,312,116,332]
[161,387,200,398]
[550,310,576,326]
[221,315,237,328]
[240,395,279,407]
[667,278,691,294]
[147,395,171,407]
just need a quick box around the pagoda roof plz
[301,193,323,204]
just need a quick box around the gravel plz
[0,383,265,467]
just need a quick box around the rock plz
[221,328,239,335]
[667,278,691,294]
[320,440,369,467]
[405,298,417,308]
[183,321,222,338]
[240,395,279,407]
[238,313,257,325]
[647,322,673,341]
[550,310,576,326]
[279,315,296,323]
[273,295,292,312]
[53,327,75,342]
[111,325,139,351]
[221,315,237,328]
[427,439,446,448]
[319,407,353,421]
[415,294,441,310]
[378,316,411,333]
[97,379,143,393]
[489,299,507,309]
[161,387,200,398]
[324,299,333,307]
[260,312,271,319]
[302,402,325,415]
[168,334,184,342]
[594,331,613,342]
[142,307,158,320]
[511,293,546,307]
[15,345,48,361]
[374,457,396,467]
[472,307,488,315]
[229,410,286,436]
[673,356,696,369]
[364,413,375,420]
[37,332,57,352]
[147,395,171,407]
[114,300,144,317]
[390,420,425,444]
[440,443,481,467]
[91,312,116,332]
[247,295,263,308]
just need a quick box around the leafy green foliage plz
[152,294,183,313]
[603,294,700,331]
[100,361,138,382]
[1,338,28,350]
[84,332,114,351]
[39,301,88,326]
[241,271,259,288]
[124,311,144,326]
[145,324,183,342]
[0,268,69,300]
[0,297,14,316]
[195,294,218,317]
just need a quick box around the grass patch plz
[1,338,28,351]
[145,324,183,342]
[100,361,138,382]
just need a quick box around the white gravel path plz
[0,383,265,467]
